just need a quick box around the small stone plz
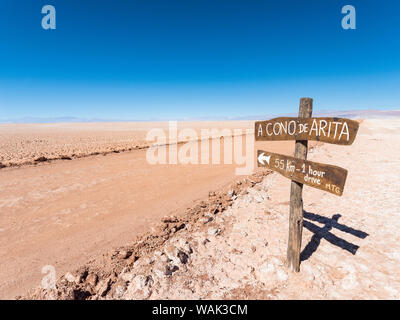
[162,216,178,223]
[176,239,192,254]
[200,216,213,224]
[64,272,76,283]
[177,250,189,264]
[86,273,98,287]
[34,156,48,163]
[113,284,126,298]
[118,250,132,259]
[121,272,134,283]
[165,265,179,276]
[208,228,221,236]
[75,268,88,284]
[227,190,236,197]
[97,278,111,297]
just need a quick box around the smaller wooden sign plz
[257,150,348,196]
[255,117,359,145]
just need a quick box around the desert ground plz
[1,118,399,299]
[0,121,252,168]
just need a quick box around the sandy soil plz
[0,121,252,167]
[0,119,308,299]
[23,118,400,300]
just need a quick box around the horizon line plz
[1,109,400,125]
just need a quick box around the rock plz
[200,216,213,224]
[97,278,111,297]
[175,238,192,254]
[64,272,76,283]
[121,272,135,283]
[165,265,179,276]
[34,156,48,163]
[132,275,146,290]
[118,250,132,259]
[145,275,154,287]
[177,250,189,264]
[227,190,236,197]
[124,275,153,299]
[164,245,180,265]
[75,268,88,284]
[112,284,126,299]
[162,216,178,223]
[208,228,221,236]
[86,273,98,287]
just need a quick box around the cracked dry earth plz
[26,118,400,300]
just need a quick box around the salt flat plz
[0,121,253,167]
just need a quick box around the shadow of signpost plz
[300,211,369,262]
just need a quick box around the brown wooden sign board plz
[255,117,359,145]
[257,150,348,196]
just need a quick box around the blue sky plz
[1,0,400,121]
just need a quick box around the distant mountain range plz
[237,109,400,121]
[1,109,399,124]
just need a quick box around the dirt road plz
[0,133,300,299]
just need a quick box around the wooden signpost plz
[257,150,348,196]
[255,98,359,272]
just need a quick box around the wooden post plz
[286,97,313,272]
